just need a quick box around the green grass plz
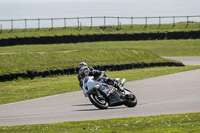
[0,48,171,74]
[0,22,199,39]
[0,112,199,132]
[0,21,199,130]
[0,23,199,130]
[1,39,200,56]
[0,39,200,74]
[0,65,200,105]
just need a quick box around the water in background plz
[0,0,200,29]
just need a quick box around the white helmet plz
[78,62,87,69]
[79,66,90,78]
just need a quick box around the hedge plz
[0,31,200,46]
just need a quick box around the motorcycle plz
[82,76,137,109]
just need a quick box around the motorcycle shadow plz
[74,105,127,112]
[72,104,94,107]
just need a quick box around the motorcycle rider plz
[78,62,123,91]
[78,62,95,88]
[78,62,105,88]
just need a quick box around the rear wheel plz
[123,89,137,107]
[89,91,108,109]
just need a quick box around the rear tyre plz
[89,91,108,109]
[123,89,137,107]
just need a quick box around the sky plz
[1,0,198,3]
[0,0,199,29]
[1,0,199,4]
[1,0,119,3]
[0,0,199,19]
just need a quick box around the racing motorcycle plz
[82,76,137,109]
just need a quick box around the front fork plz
[95,88,105,100]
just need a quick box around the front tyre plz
[123,89,137,107]
[89,91,108,109]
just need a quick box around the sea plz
[0,0,200,29]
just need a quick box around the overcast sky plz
[1,0,199,4]
[0,0,199,20]
[1,0,118,3]
[1,0,193,4]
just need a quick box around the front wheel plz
[89,91,108,109]
[123,89,137,107]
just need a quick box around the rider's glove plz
[103,77,109,82]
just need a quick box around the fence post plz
[38,19,40,29]
[91,17,93,28]
[11,19,13,30]
[159,17,161,27]
[51,18,53,28]
[145,17,147,27]
[25,19,27,30]
[173,16,175,27]
[131,17,133,28]
[64,18,66,28]
[187,16,189,26]
[77,17,79,30]
[118,17,120,28]
[104,16,106,29]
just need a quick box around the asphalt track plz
[0,57,200,126]
[163,56,200,65]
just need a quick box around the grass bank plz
[0,112,199,132]
[0,48,171,75]
[1,39,199,56]
[1,39,200,75]
[0,65,200,105]
[0,22,199,39]
[0,39,199,74]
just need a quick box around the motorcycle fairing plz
[83,76,96,96]
[96,84,124,106]
[108,89,124,106]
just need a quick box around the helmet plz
[78,62,87,69]
[79,66,90,78]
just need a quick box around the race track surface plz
[163,56,200,65]
[0,57,200,126]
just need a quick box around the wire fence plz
[0,15,200,31]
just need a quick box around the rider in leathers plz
[78,62,96,88]
[78,62,122,90]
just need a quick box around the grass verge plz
[1,39,200,74]
[1,39,199,56]
[0,65,200,105]
[0,112,199,132]
[0,48,171,74]
[0,22,199,39]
